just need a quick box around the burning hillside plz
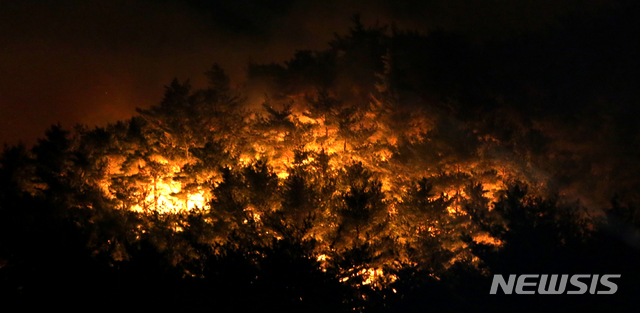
[2,15,640,312]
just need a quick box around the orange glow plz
[340,268,397,288]
[88,89,529,289]
[129,179,209,214]
[472,233,503,246]
[104,155,210,214]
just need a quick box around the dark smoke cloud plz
[0,0,616,145]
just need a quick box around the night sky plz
[0,0,619,146]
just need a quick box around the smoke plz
[0,0,618,146]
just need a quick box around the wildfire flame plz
[129,180,208,214]
[92,90,509,288]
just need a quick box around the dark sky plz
[0,0,617,146]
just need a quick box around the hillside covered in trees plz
[2,12,640,312]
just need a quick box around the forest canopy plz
[1,14,639,312]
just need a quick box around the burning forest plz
[2,5,640,313]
